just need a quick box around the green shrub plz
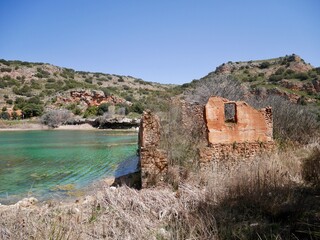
[294,72,309,81]
[269,74,283,82]
[6,99,13,105]
[22,103,43,118]
[0,111,10,120]
[97,103,110,115]
[31,80,42,89]
[85,78,93,84]
[73,107,82,115]
[275,67,285,75]
[259,61,271,69]
[129,102,144,114]
[13,85,32,96]
[0,67,12,72]
[83,106,98,118]
[35,67,50,78]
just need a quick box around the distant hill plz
[184,54,320,105]
[0,59,176,119]
[1,54,319,121]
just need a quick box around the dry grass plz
[1,144,320,240]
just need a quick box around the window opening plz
[224,103,236,123]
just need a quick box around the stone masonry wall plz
[199,141,274,167]
[138,96,274,187]
[205,96,273,144]
[139,110,168,188]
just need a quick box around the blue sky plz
[0,0,319,84]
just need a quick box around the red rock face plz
[57,90,129,107]
[205,96,273,144]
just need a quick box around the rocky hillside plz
[1,54,319,121]
[0,59,175,120]
[210,54,320,104]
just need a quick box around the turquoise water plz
[0,130,138,204]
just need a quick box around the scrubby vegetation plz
[0,59,172,123]
[1,56,320,239]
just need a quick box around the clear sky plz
[0,0,319,84]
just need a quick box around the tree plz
[41,109,72,128]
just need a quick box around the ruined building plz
[139,96,274,187]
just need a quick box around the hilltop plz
[206,54,320,104]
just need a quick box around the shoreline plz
[0,123,139,132]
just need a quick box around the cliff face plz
[56,90,130,107]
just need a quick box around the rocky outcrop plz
[95,117,140,129]
[57,90,130,107]
[280,79,320,95]
[139,110,167,188]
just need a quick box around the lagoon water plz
[0,130,138,204]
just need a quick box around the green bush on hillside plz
[259,61,271,69]
[83,106,98,118]
[0,111,10,120]
[97,103,110,115]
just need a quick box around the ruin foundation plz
[139,96,275,187]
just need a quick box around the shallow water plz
[0,130,138,204]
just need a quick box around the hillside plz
[0,59,176,121]
[206,54,320,104]
[1,54,320,123]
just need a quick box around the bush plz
[184,75,247,104]
[129,102,144,114]
[259,61,271,69]
[41,109,72,128]
[294,72,309,81]
[0,67,12,72]
[275,67,285,75]
[6,99,13,105]
[269,74,283,82]
[0,111,10,120]
[97,103,110,115]
[83,106,98,118]
[302,148,320,187]
[85,78,93,84]
[249,95,320,144]
[22,103,43,118]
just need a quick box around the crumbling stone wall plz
[176,99,207,147]
[138,96,274,187]
[199,142,274,167]
[205,96,273,144]
[139,110,167,188]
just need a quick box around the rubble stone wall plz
[138,96,274,187]
[198,141,274,167]
[139,110,168,188]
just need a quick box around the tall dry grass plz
[1,144,319,240]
